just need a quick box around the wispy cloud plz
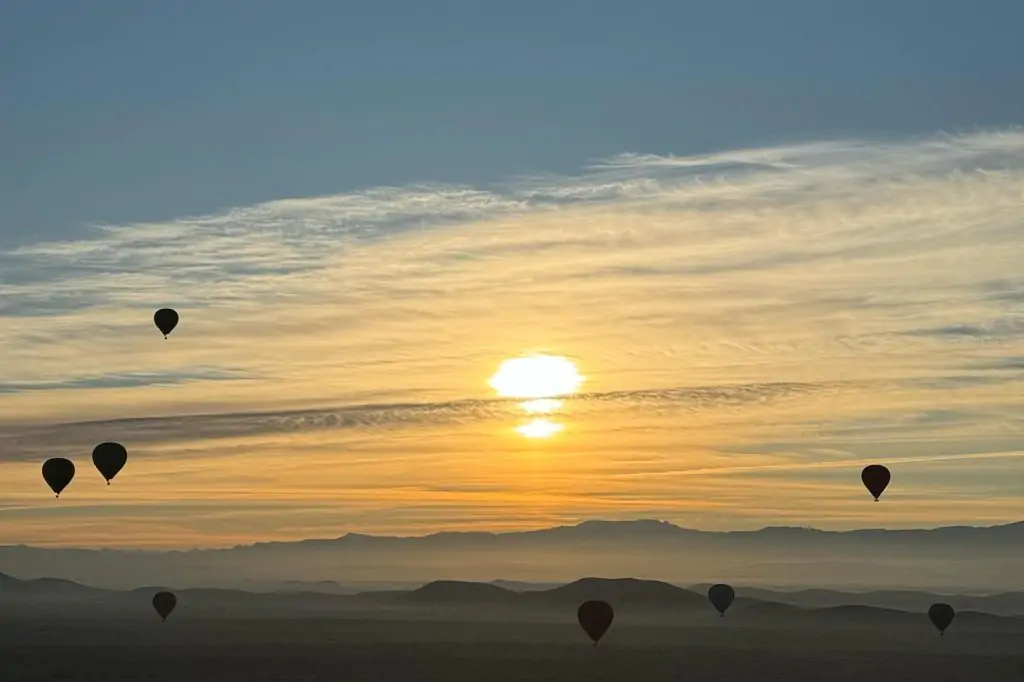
[0,368,250,394]
[903,317,1024,340]
[2,129,1024,545]
[0,382,823,463]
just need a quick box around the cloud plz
[0,368,250,394]
[0,382,824,464]
[2,128,1024,544]
[903,318,1024,340]
[970,356,1024,370]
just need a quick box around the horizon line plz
[3,517,1021,553]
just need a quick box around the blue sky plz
[3,2,1024,546]
[3,1,1023,247]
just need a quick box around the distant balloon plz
[708,583,735,616]
[928,603,955,635]
[92,442,127,484]
[42,458,75,497]
[154,308,179,339]
[153,591,177,622]
[861,464,891,501]
[577,600,614,646]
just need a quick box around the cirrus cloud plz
[1,129,1024,546]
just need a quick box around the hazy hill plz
[4,573,1024,635]
[0,572,104,597]
[523,577,708,609]
[690,584,1024,616]
[2,519,1022,592]
[400,577,709,611]
[402,580,520,604]
[489,579,562,592]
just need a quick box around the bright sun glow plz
[516,419,564,438]
[520,398,563,414]
[488,355,584,400]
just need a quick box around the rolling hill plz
[4,572,1024,633]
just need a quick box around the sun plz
[488,355,584,400]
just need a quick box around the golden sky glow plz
[520,399,563,414]
[2,131,1024,548]
[515,418,564,439]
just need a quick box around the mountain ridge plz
[3,519,1021,593]
[261,518,1024,548]
[5,518,1021,553]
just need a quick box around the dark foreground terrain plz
[5,614,1023,682]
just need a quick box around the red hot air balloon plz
[577,600,614,646]
[152,591,177,622]
[861,464,891,501]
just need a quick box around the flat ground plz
[4,616,1022,681]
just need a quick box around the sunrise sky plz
[2,2,1023,548]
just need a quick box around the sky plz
[1,1,1023,548]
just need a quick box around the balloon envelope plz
[928,603,955,635]
[153,591,177,622]
[861,464,891,500]
[708,583,735,616]
[577,600,614,645]
[154,308,179,338]
[92,442,127,484]
[42,458,75,497]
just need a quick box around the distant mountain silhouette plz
[403,580,520,604]
[690,584,1024,616]
[489,579,563,592]
[400,577,708,610]
[277,579,352,592]
[0,571,107,597]
[2,519,1022,592]
[235,519,1024,548]
[525,577,707,609]
[3,573,1024,630]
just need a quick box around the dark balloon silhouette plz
[577,600,614,646]
[861,464,891,501]
[153,591,177,622]
[92,442,128,484]
[154,308,179,339]
[708,583,735,616]
[928,603,955,635]
[42,458,75,497]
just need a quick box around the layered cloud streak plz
[2,130,1023,545]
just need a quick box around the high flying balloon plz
[577,600,614,646]
[92,442,128,484]
[861,464,891,501]
[928,603,955,635]
[153,308,179,339]
[42,458,75,497]
[153,591,177,622]
[708,583,735,616]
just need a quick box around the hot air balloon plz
[42,458,75,497]
[92,442,127,484]
[708,583,735,617]
[928,603,955,635]
[861,464,890,501]
[153,591,177,622]
[577,600,614,646]
[154,308,179,339]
